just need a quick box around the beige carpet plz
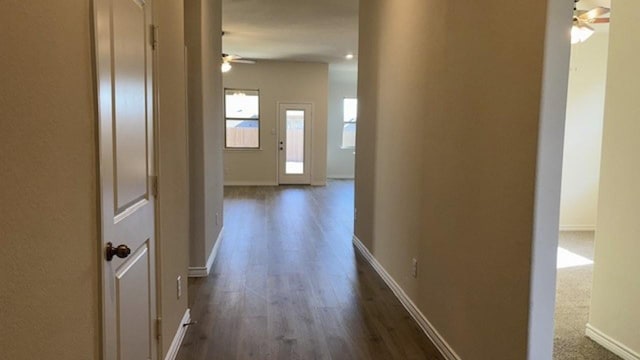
[554,231,621,360]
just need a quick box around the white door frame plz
[277,102,314,185]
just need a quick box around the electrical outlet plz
[354,208,357,221]
[215,212,220,226]
[411,258,418,278]
[177,276,182,299]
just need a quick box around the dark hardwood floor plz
[176,181,444,360]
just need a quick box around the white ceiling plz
[222,0,359,67]
[221,0,610,67]
[578,0,610,9]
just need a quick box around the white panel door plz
[94,0,158,359]
[278,103,313,184]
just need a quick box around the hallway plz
[176,181,443,359]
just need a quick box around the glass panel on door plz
[285,110,305,174]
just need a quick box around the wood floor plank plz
[236,315,269,359]
[316,306,361,360]
[176,181,445,360]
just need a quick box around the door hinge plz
[150,175,158,198]
[156,318,162,339]
[150,25,158,50]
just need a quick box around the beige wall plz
[223,61,329,185]
[355,0,570,359]
[185,0,224,268]
[0,1,100,358]
[327,65,357,179]
[1,1,193,358]
[588,0,640,355]
[559,33,609,230]
[155,0,191,355]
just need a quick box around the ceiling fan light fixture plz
[571,23,594,44]
[221,61,232,73]
[571,24,581,44]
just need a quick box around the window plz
[342,98,357,148]
[225,89,260,148]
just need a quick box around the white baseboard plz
[586,324,640,360]
[224,181,277,186]
[352,235,461,360]
[327,175,355,180]
[559,225,596,231]
[164,309,191,360]
[224,180,330,186]
[188,228,223,278]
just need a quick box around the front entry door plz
[94,0,157,359]
[278,103,313,184]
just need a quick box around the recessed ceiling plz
[222,0,609,66]
[222,0,359,67]
[577,0,610,9]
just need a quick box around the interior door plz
[278,103,313,184]
[94,0,158,359]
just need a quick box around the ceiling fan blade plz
[578,7,610,21]
[230,59,256,64]
[222,53,256,64]
[592,18,610,24]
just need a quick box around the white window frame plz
[224,88,261,149]
[341,97,357,149]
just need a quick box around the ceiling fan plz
[572,1,610,44]
[220,31,256,72]
[221,53,256,73]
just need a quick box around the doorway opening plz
[553,1,635,359]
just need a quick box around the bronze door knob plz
[105,242,131,261]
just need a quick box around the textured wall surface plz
[589,0,640,354]
[355,0,570,358]
[0,1,100,358]
[223,61,329,185]
[156,0,191,354]
[185,0,224,268]
[559,34,609,230]
[0,1,195,358]
[327,65,357,179]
